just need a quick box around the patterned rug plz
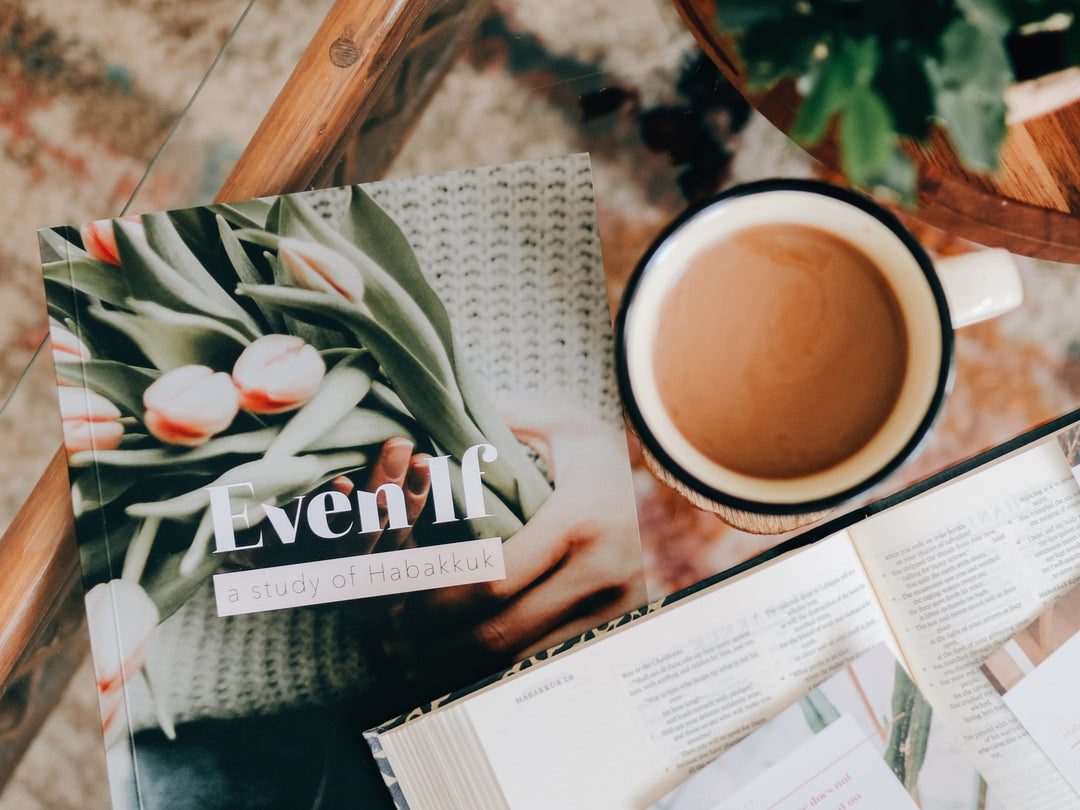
[4,0,1080,807]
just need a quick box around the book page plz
[850,439,1080,810]
[997,634,1080,798]
[983,572,1080,797]
[460,532,894,810]
[649,643,999,810]
[680,714,919,810]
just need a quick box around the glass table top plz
[5,0,1080,600]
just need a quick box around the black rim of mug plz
[613,178,956,517]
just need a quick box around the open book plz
[366,414,1080,810]
[650,642,998,810]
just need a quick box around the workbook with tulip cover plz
[38,155,646,809]
[366,414,1080,810]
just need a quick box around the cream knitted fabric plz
[128,154,623,729]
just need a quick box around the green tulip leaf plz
[84,426,282,468]
[208,199,274,231]
[141,212,262,338]
[71,467,137,515]
[55,359,158,419]
[42,255,130,306]
[216,215,281,334]
[452,359,553,520]
[275,194,458,390]
[369,379,412,421]
[266,352,373,458]
[216,215,268,289]
[112,220,256,339]
[233,228,281,251]
[87,299,250,372]
[443,456,526,543]
[138,531,226,621]
[306,407,417,454]
[341,186,458,360]
[238,283,533,512]
[126,450,367,520]
[43,278,81,328]
[38,227,84,264]
[75,512,138,582]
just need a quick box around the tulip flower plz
[143,365,239,446]
[49,320,91,365]
[84,580,160,747]
[79,215,143,265]
[232,334,326,414]
[58,386,124,459]
[278,237,365,303]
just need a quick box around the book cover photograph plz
[650,643,999,810]
[38,155,645,809]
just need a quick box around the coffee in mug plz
[615,180,1023,529]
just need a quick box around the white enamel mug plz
[615,179,1023,529]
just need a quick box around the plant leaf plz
[791,37,880,146]
[739,15,827,90]
[716,0,795,33]
[868,150,919,206]
[138,534,225,621]
[884,662,917,784]
[839,87,897,186]
[84,427,281,468]
[790,48,855,144]
[957,0,1012,34]
[873,39,935,140]
[925,19,1012,170]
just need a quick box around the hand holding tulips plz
[381,397,645,693]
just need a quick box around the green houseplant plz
[718,0,1080,197]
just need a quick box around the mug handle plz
[934,248,1024,329]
